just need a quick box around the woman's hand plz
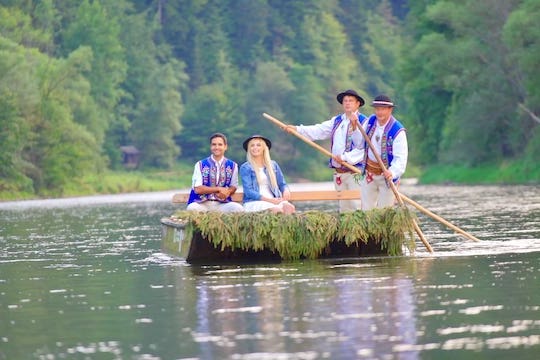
[282,189,291,201]
[263,197,282,205]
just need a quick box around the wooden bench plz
[172,189,360,203]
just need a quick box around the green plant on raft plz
[173,207,417,259]
[338,207,416,254]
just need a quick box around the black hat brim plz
[337,91,365,106]
[243,135,272,151]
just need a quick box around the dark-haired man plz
[186,133,244,212]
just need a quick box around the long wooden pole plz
[263,112,480,243]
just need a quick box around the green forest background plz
[1,0,539,200]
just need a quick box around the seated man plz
[186,133,244,212]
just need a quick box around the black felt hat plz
[371,94,395,107]
[336,89,365,106]
[243,135,272,151]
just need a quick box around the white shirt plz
[257,167,275,198]
[296,113,364,167]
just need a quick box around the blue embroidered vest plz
[363,115,405,178]
[328,113,367,170]
[187,157,236,204]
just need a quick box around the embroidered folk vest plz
[363,115,405,178]
[187,157,236,204]
[328,113,367,170]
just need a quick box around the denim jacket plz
[240,161,289,203]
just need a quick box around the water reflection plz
[412,252,540,356]
[400,185,540,258]
[172,260,429,359]
[1,184,539,359]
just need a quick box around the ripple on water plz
[1,185,539,359]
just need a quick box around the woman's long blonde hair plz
[246,138,278,190]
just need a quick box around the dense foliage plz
[1,0,538,196]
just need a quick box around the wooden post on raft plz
[262,112,480,244]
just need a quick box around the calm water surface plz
[1,184,539,360]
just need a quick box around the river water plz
[1,183,539,359]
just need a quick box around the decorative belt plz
[365,159,383,175]
[335,168,353,174]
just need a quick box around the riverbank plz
[420,162,540,185]
[1,161,537,202]
[0,164,194,202]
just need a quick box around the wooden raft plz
[172,189,360,203]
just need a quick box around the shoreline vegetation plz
[1,161,538,202]
[2,2,538,206]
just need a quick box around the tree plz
[115,5,187,168]
[503,0,540,173]
[226,0,270,71]
[335,0,393,96]
[245,61,295,158]
[33,46,104,192]
[0,5,52,51]
[176,82,246,164]
[360,1,403,97]
[296,10,359,108]
[399,32,453,165]
[0,36,40,192]
[503,0,540,112]
[0,96,31,191]
[401,0,524,166]
[130,61,184,168]
[0,34,103,193]
[158,0,229,89]
[60,0,127,147]
[176,52,250,164]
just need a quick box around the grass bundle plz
[172,207,417,259]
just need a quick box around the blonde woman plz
[239,135,295,214]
